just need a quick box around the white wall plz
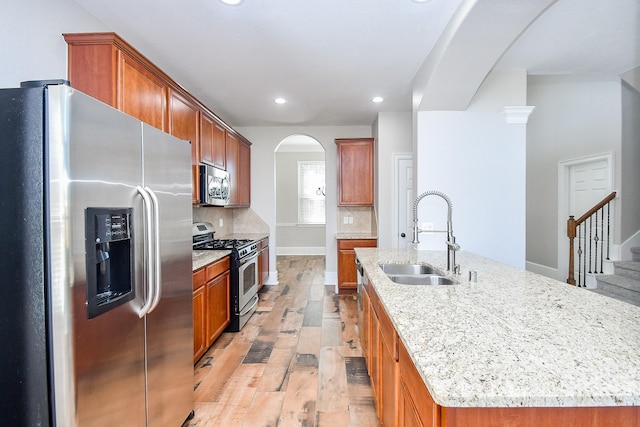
[620,81,640,244]
[526,75,622,273]
[235,126,372,284]
[276,151,326,253]
[1,0,107,88]
[416,70,528,268]
[373,112,413,248]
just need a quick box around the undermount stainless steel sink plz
[387,274,456,286]
[379,263,438,275]
[379,263,457,286]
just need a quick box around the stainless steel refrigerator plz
[0,81,194,426]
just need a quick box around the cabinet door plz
[336,138,374,206]
[361,286,371,374]
[400,380,424,427]
[258,238,269,288]
[200,111,227,170]
[193,285,206,363]
[168,89,200,204]
[119,52,167,130]
[206,271,230,346]
[238,140,251,206]
[371,303,381,417]
[399,340,441,427]
[379,306,399,426]
[226,132,240,206]
[337,239,377,293]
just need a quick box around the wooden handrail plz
[574,192,617,225]
[566,191,616,285]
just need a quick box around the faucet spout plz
[411,190,460,272]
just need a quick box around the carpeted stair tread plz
[589,288,640,307]
[596,274,640,292]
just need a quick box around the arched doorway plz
[274,135,326,255]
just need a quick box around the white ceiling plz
[70,0,640,128]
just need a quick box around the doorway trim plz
[392,152,413,248]
[557,151,614,282]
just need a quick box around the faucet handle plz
[453,264,461,275]
[447,240,461,251]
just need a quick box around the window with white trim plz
[298,161,325,224]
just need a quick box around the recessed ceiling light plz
[412,0,431,3]
[274,97,287,104]
[372,96,384,103]
[220,0,242,5]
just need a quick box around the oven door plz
[238,252,259,311]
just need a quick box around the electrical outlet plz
[219,218,224,227]
[348,216,354,224]
[343,216,349,224]
[422,222,434,231]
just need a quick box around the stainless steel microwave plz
[199,164,230,206]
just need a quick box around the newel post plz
[567,215,576,285]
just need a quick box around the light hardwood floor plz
[183,255,380,427]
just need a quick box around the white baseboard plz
[325,271,337,286]
[526,261,562,281]
[276,247,326,256]
[262,271,279,286]
[618,229,640,260]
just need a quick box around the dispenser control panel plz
[85,207,135,319]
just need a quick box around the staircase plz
[591,247,640,306]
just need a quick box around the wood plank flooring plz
[183,255,379,427]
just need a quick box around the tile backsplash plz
[337,206,377,233]
[192,206,269,238]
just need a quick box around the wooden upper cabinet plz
[119,54,167,130]
[238,139,251,206]
[226,132,240,206]
[64,32,253,207]
[200,111,226,170]
[225,133,251,207]
[336,138,374,206]
[168,89,200,204]
[64,33,167,130]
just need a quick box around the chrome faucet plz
[411,190,461,273]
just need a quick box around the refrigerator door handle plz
[145,186,163,314]
[136,185,155,318]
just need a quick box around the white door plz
[394,154,413,248]
[569,160,609,217]
[568,158,612,283]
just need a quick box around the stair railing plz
[566,191,616,286]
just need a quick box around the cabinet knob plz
[400,233,406,238]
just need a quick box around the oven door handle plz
[239,252,258,266]
[239,294,259,316]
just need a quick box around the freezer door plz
[47,85,147,426]
[141,123,194,426]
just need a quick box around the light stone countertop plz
[192,250,231,271]
[335,233,378,240]
[354,248,640,408]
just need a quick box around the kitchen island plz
[355,248,640,426]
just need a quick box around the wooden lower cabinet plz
[192,273,207,363]
[193,256,230,363]
[361,273,640,427]
[257,237,269,289]
[363,276,398,425]
[337,238,377,293]
[206,271,230,345]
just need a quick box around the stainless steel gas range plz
[192,222,259,331]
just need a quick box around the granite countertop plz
[335,232,378,240]
[192,250,231,271]
[191,233,269,271]
[354,248,640,408]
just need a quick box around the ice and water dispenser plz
[85,208,135,319]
